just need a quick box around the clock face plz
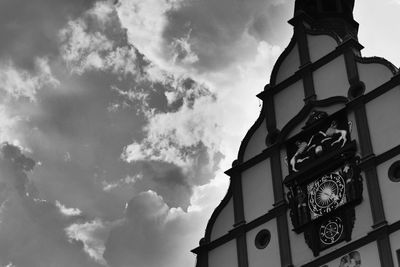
[319,217,344,245]
[308,171,346,219]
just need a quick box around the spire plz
[293,0,358,38]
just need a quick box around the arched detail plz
[278,96,348,142]
[237,105,266,163]
[355,56,398,75]
[204,184,233,242]
[270,34,297,86]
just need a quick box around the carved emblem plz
[319,217,343,245]
[287,114,352,173]
[284,110,362,256]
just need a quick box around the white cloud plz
[101,173,143,192]
[0,106,21,144]
[121,94,220,167]
[55,200,82,216]
[59,3,139,78]
[115,0,182,70]
[0,58,59,101]
[66,219,112,266]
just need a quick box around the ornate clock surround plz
[284,109,363,256]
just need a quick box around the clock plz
[308,171,346,219]
[319,217,343,245]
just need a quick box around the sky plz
[0,1,400,267]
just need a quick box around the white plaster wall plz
[208,239,238,267]
[242,159,274,223]
[243,120,267,162]
[276,44,300,84]
[352,174,373,239]
[210,198,234,241]
[390,229,400,267]
[376,154,400,224]
[358,62,394,94]
[321,242,380,267]
[313,55,349,100]
[307,34,337,63]
[274,81,304,130]
[366,85,400,155]
[246,220,280,267]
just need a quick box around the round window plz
[389,161,400,182]
[254,229,271,249]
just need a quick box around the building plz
[191,0,400,266]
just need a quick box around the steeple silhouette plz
[294,0,358,38]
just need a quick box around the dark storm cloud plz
[0,0,95,70]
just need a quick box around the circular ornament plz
[388,161,400,182]
[319,217,344,245]
[254,229,271,249]
[308,172,345,216]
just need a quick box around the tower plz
[192,1,400,266]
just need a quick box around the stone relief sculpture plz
[339,251,361,267]
[319,251,361,267]
[290,136,316,172]
[319,120,352,148]
[288,118,352,173]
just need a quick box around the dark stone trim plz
[294,20,311,67]
[232,173,245,226]
[192,204,287,254]
[271,148,285,206]
[377,236,394,267]
[194,250,208,267]
[363,167,388,229]
[375,144,400,166]
[343,40,360,86]
[355,56,399,75]
[277,213,293,266]
[358,144,400,170]
[236,234,249,267]
[397,249,400,267]
[270,145,293,264]
[264,85,277,132]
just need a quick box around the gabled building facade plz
[192,0,400,266]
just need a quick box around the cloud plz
[103,189,219,267]
[0,58,59,101]
[66,219,114,265]
[56,200,82,216]
[0,143,104,267]
[116,0,290,74]
[58,2,140,78]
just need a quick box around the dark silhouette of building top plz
[294,0,358,38]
